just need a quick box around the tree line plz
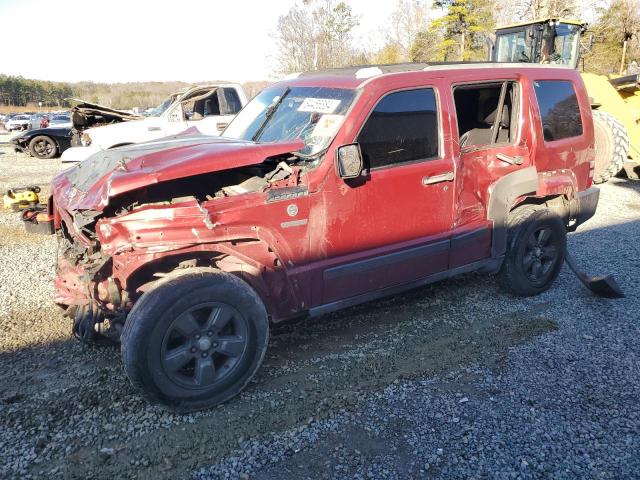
[274,0,640,76]
[0,77,272,112]
[0,75,74,108]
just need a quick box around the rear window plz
[533,80,583,141]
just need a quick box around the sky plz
[0,0,400,83]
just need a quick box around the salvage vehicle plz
[4,114,42,131]
[60,84,247,162]
[49,63,600,411]
[10,123,72,159]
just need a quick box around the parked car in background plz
[10,124,71,159]
[60,84,247,162]
[49,114,70,125]
[4,114,37,131]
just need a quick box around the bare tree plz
[494,0,581,26]
[389,0,433,58]
[274,0,360,74]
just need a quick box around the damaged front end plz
[54,207,128,344]
[51,136,306,344]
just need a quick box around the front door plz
[319,86,456,304]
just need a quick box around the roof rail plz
[297,61,501,78]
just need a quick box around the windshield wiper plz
[252,88,290,142]
[289,146,329,161]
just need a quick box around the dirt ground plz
[0,134,639,479]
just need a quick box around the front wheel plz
[121,269,269,412]
[29,135,58,159]
[497,205,566,297]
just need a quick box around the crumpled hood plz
[68,98,144,130]
[51,133,304,211]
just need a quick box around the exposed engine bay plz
[55,150,307,345]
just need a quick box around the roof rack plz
[297,61,500,78]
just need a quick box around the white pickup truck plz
[61,84,247,162]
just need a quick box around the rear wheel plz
[121,269,269,412]
[497,205,566,297]
[28,135,58,159]
[592,110,629,184]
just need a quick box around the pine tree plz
[432,0,495,61]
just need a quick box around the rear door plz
[451,79,531,268]
[320,86,456,304]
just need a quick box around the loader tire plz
[592,110,629,184]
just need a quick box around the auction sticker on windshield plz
[311,114,344,137]
[298,98,341,114]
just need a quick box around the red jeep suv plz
[49,63,599,411]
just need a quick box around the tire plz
[121,269,269,412]
[497,205,566,297]
[28,135,58,159]
[592,110,629,184]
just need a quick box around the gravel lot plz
[0,132,639,479]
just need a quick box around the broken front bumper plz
[53,257,92,309]
[9,139,27,154]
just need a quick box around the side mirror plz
[336,143,363,179]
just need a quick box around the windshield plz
[146,94,177,117]
[495,31,530,62]
[224,86,357,157]
[547,23,581,68]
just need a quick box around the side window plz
[220,88,243,115]
[357,88,439,169]
[533,80,583,141]
[454,81,517,148]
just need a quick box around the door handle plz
[422,171,454,186]
[496,153,523,165]
[148,126,161,131]
[216,122,229,131]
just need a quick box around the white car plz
[4,114,42,132]
[61,84,247,162]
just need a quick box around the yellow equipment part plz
[581,72,640,163]
[3,187,40,211]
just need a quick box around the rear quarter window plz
[533,80,583,141]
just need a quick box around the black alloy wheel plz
[161,302,249,389]
[121,269,269,412]
[497,205,566,297]
[521,226,559,288]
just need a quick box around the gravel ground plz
[0,134,639,479]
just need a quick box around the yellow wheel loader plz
[492,18,640,183]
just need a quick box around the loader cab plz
[493,19,586,69]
